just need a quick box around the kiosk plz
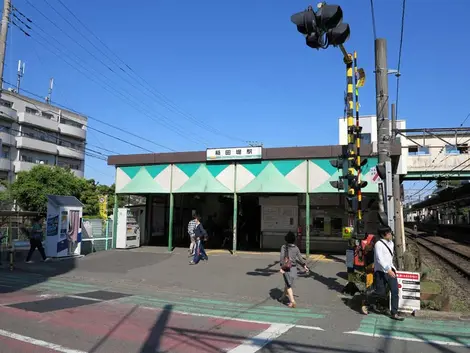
[45,195,83,258]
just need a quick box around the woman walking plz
[279,231,309,308]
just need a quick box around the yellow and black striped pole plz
[353,51,362,227]
[345,54,355,226]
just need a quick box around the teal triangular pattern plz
[272,160,303,176]
[312,170,343,193]
[145,165,168,179]
[119,168,164,193]
[206,163,229,178]
[176,163,201,178]
[313,159,338,176]
[361,157,377,176]
[240,163,302,193]
[175,165,231,193]
[120,166,141,179]
[241,161,268,177]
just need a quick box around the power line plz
[369,0,377,40]
[1,85,155,154]
[394,0,406,128]
[14,6,205,147]
[49,0,247,143]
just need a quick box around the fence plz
[81,218,113,255]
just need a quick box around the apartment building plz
[0,89,87,182]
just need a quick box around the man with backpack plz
[189,216,208,265]
[373,226,404,321]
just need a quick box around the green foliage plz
[12,166,83,213]
[10,165,125,216]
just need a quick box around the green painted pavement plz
[0,274,97,294]
[120,295,324,324]
[357,314,470,345]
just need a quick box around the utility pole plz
[375,38,391,215]
[0,0,11,91]
[391,103,404,269]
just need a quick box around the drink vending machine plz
[116,208,140,249]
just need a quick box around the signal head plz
[327,23,350,46]
[291,7,317,35]
[316,4,343,30]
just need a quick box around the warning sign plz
[369,166,381,184]
[391,271,421,313]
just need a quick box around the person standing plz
[187,213,198,257]
[279,232,309,308]
[189,216,208,265]
[26,216,49,263]
[373,226,404,321]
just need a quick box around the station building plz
[108,142,401,253]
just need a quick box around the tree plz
[11,165,83,214]
[80,179,100,217]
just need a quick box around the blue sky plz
[5,0,470,198]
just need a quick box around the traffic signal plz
[291,4,351,50]
[378,211,388,227]
[376,162,386,180]
[346,195,376,211]
[329,157,346,190]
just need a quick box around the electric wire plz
[369,0,377,40]
[3,80,164,154]
[32,0,247,143]
[13,6,206,147]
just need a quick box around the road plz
[0,248,469,352]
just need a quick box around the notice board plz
[261,206,298,231]
[390,271,421,313]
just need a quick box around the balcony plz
[13,160,37,173]
[0,158,12,171]
[71,168,84,178]
[0,106,17,121]
[0,130,15,146]
[16,136,57,155]
[18,112,59,132]
[59,123,86,140]
[57,145,85,160]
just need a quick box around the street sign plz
[206,146,262,161]
[369,166,381,184]
[390,271,421,313]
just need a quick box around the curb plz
[413,310,470,321]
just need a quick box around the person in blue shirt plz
[26,216,49,263]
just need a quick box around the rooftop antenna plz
[45,77,54,104]
[16,60,25,93]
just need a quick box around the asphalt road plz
[0,248,468,352]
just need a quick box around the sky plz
[4,0,470,199]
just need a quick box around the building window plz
[361,133,372,144]
[408,146,430,155]
[445,145,459,154]
[59,117,83,129]
[0,99,13,108]
[25,107,40,116]
[42,112,55,120]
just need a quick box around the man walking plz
[187,213,198,257]
[373,226,404,321]
[26,216,49,263]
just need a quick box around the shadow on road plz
[140,304,173,353]
[0,249,76,295]
[246,261,280,277]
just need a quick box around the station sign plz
[390,271,421,313]
[206,146,262,161]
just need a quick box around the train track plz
[405,229,470,280]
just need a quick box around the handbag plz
[281,244,292,271]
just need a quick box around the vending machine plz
[45,195,83,258]
[116,208,140,249]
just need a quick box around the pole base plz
[342,281,360,296]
